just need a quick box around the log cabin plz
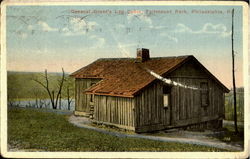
[70,48,229,133]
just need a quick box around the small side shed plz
[71,48,229,133]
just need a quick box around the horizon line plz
[7,70,244,89]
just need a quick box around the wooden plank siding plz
[166,60,225,128]
[134,82,164,132]
[94,95,135,129]
[75,78,101,114]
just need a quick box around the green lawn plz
[8,107,227,152]
[216,125,244,145]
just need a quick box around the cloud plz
[160,32,178,43]
[127,11,152,26]
[38,21,58,32]
[220,31,232,38]
[27,25,33,30]
[174,23,192,33]
[103,22,130,57]
[16,31,28,39]
[61,17,98,36]
[89,35,105,48]
[26,21,58,33]
[116,24,126,29]
[88,21,98,30]
[118,44,131,57]
[152,26,168,30]
[174,23,231,38]
[20,33,28,39]
[167,35,178,43]
[117,43,139,57]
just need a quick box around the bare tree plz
[33,89,40,108]
[39,99,45,109]
[7,95,15,107]
[62,77,74,110]
[59,91,62,110]
[33,68,65,109]
[7,73,19,107]
[66,85,73,110]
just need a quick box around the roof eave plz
[166,56,230,93]
[189,56,230,93]
[85,91,134,98]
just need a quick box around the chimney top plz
[136,48,150,62]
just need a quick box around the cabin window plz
[163,94,170,108]
[200,82,209,106]
[163,86,171,108]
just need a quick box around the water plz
[9,99,75,111]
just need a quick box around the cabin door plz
[89,94,95,119]
[162,85,172,126]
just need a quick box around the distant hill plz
[7,71,74,100]
[7,71,71,75]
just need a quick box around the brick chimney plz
[136,48,150,62]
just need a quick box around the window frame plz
[200,82,209,107]
[163,85,171,109]
[163,94,170,108]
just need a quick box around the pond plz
[8,99,75,111]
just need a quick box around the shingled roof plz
[71,55,229,97]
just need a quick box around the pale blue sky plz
[6,5,243,88]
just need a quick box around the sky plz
[6,5,244,88]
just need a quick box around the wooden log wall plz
[94,95,135,128]
[131,62,225,132]
[75,78,100,113]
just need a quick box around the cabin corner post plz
[133,96,137,129]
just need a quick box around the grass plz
[8,107,228,152]
[214,125,244,145]
[90,121,136,135]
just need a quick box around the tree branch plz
[55,68,65,108]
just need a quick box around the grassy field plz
[216,124,244,145]
[8,107,228,152]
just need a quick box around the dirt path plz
[68,115,243,151]
[223,120,244,126]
